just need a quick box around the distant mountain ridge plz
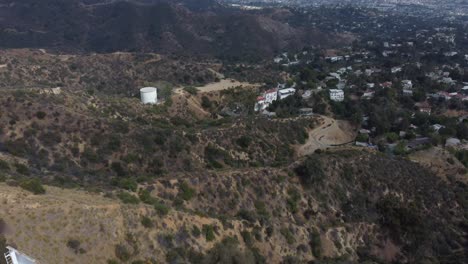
[222,0,465,8]
[0,0,348,59]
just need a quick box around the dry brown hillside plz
[0,149,466,263]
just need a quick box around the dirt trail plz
[297,115,356,156]
[196,79,259,93]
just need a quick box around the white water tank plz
[140,87,157,104]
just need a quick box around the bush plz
[36,111,47,119]
[356,133,369,142]
[280,228,295,245]
[385,132,399,143]
[179,182,196,201]
[192,226,201,238]
[141,216,154,228]
[202,237,258,263]
[393,142,407,156]
[0,160,10,171]
[19,179,45,194]
[286,187,301,214]
[138,189,156,204]
[203,224,216,241]
[14,163,30,175]
[111,162,127,177]
[241,231,253,247]
[114,178,138,192]
[376,195,428,244]
[117,192,139,204]
[201,96,212,109]
[295,155,325,186]
[66,239,85,254]
[310,228,322,259]
[204,144,234,169]
[154,202,170,216]
[115,244,131,262]
[237,209,257,223]
[236,136,252,149]
[184,86,199,95]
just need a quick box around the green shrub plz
[184,86,199,95]
[356,133,369,142]
[141,216,154,228]
[114,178,138,192]
[236,136,252,149]
[115,244,131,262]
[204,144,234,169]
[237,209,257,223]
[241,231,253,247]
[113,121,130,134]
[36,111,47,119]
[203,224,216,241]
[179,182,196,201]
[82,148,99,163]
[14,163,30,175]
[286,187,301,214]
[138,189,156,204]
[202,237,259,263]
[393,142,407,156]
[117,192,139,204]
[111,162,127,177]
[0,160,10,171]
[66,239,84,254]
[385,132,399,143]
[154,202,170,216]
[280,228,295,245]
[201,96,212,109]
[295,155,325,186]
[310,228,322,258]
[192,226,201,238]
[19,179,45,194]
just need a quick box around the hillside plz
[0,77,466,263]
[0,2,467,263]
[0,0,350,60]
[0,50,466,262]
[0,149,466,263]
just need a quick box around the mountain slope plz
[0,0,347,59]
[0,150,466,263]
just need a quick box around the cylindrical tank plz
[140,87,158,104]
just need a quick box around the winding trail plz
[297,115,356,156]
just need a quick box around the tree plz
[385,132,399,143]
[19,179,45,194]
[295,155,325,186]
[356,133,369,142]
[201,96,212,109]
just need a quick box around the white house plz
[264,89,278,104]
[391,66,402,73]
[278,88,296,100]
[254,88,278,111]
[403,89,413,96]
[330,89,344,102]
[432,124,445,132]
[402,80,413,90]
[362,91,375,100]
